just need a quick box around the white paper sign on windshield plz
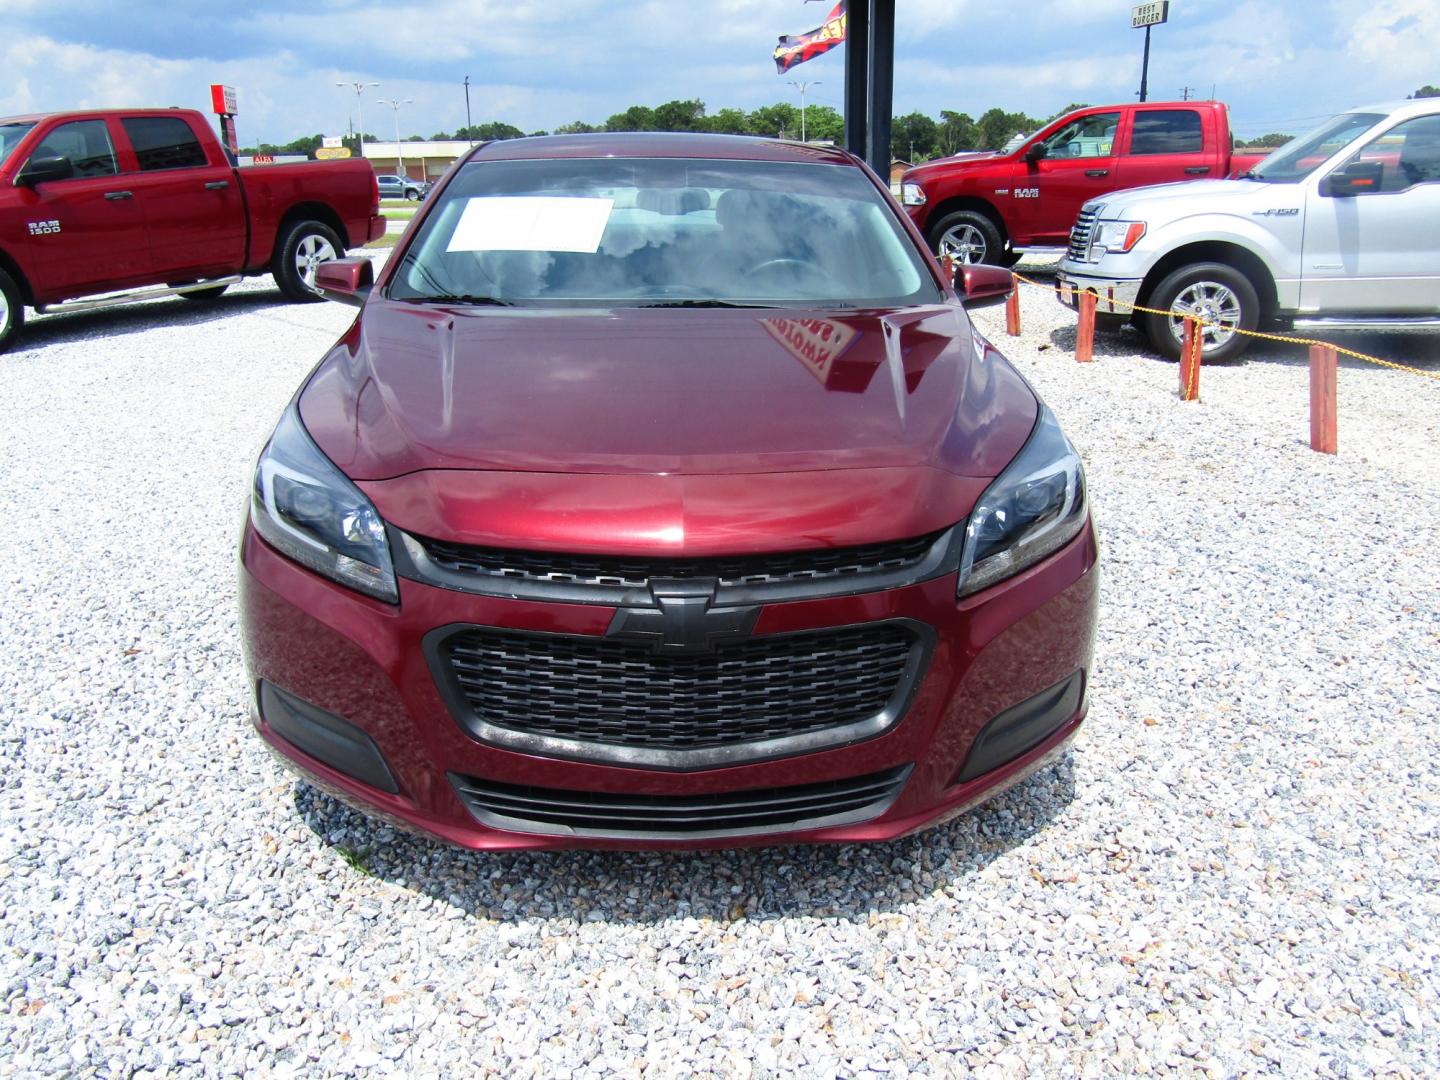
[446,196,614,253]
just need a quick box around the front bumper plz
[1056,269,1143,317]
[239,518,1099,850]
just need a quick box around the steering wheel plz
[743,257,840,290]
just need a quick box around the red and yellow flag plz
[773,1,847,74]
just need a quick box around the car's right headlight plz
[900,182,927,206]
[250,405,398,603]
[1090,219,1146,256]
[957,406,1088,597]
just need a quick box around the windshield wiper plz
[637,299,780,309]
[1238,169,1266,181]
[408,294,514,306]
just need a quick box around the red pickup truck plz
[899,101,1266,266]
[0,108,384,353]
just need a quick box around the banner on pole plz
[774,1,847,74]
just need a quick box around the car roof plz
[467,131,858,167]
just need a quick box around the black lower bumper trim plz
[259,681,399,795]
[955,670,1085,783]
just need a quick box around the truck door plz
[1012,110,1122,246]
[11,119,153,301]
[117,115,246,281]
[1117,108,1210,187]
[1300,114,1440,314]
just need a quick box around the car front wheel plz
[0,268,24,355]
[927,210,1006,266]
[1143,262,1260,363]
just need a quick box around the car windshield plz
[0,122,37,169]
[388,155,941,308]
[1247,112,1385,182]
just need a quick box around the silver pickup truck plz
[1057,98,1440,361]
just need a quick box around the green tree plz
[280,133,324,156]
[606,105,658,131]
[652,99,707,131]
[802,105,844,142]
[553,120,601,134]
[1243,132,1294,148]
[746,103,800,138]
[976,108,1035,150]
[891,111,939,161]
[1409,85,1440,98]
[937,110,977,155]
[702,108,749,135]
[456,121,525,141]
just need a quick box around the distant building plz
[363,141,476,182]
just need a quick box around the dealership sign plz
[322,135,342,149]
[1131,1,1169,27]
[315,147,352,160]
[209,84,238,115]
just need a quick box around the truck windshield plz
[389,156,941,309]
[0,122,37,169]
[1247,112,1385,183]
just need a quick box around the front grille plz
[450,765,912,839]
[432,623,926,768]
[1068,208,1098,262]
[407,530,949,602]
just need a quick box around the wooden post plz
[1309,344,1338,454]
[1179,318,1201,401]
[1075,290,1096,362]
[1005,277,1021,336]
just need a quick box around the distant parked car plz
[376,173,424,201]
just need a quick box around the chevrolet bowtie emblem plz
[606,578,759,654]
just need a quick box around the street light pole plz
[336,81,380,163]
[463,76,473,146]
[788,79,820,142]
[379,98,414,178]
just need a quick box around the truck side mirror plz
[1321,159,1384,197]
[17,155,75,186]
[314,258,374,308]
[955,263,1014,309]
[1024,143,1048,164]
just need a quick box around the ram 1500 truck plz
[1056,98,1440,361]
[899,101,1265,266]
[0,108,385,353]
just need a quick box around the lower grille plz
[430,622,928,769]
[449,765,912,839]
[1068,208,1098,262]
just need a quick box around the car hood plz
[298,301,1037,552]
[1091,177,1283,215]
[906,151,1006,179]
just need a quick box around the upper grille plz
[406,530,949,602]
[432,622,925,769]
[450,764,913,839]
[1068,207,1098,262]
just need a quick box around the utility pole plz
[463,76,473,145]
[379,98,413,178]
[788,79,820,143]
[1179,85,1194,101]
[336,80,380,163]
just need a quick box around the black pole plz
[464,75,473,145]
[866,0,894,175]
[1139,25,1151,102]
[844,0,869,160]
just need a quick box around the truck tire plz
[176,283,231,301]
[0,268,24,355]
[927,210,1005,266]
[405,189,420,202]
[1143,262,1259,363]
[272,220,343,302]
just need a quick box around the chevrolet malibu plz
[239,133,1098,850]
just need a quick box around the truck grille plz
[1068,208,1098,262]
[414,530,944,595]
[432,623,927,768]
[449,765,913,839]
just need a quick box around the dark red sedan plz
[239,133,1098,850]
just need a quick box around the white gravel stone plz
[0,256,1437,1076]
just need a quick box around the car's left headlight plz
[250,405,398,603]
[958,406,1088,597]
[900,182,927,206]
[1090,219,1146,256]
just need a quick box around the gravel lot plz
[2,260,1438,1077]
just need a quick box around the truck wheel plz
[928,210,1005,266]
[1143,262,1259,363]
[273,220,343,302]
[405,189,420,202]
[176,283,231,301]
[0,268,24,355]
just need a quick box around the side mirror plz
[1321,159,1383,197]
[1024,142,1048,164]
[955,263,1014,309]
[17,155,74,186]
[314,258,374,308]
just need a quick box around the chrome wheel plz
[0,289,10,338]
[938,223,988,264]
[1167,280,1242,351]
[294,233,339,292]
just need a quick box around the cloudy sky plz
[1,0,1436,143]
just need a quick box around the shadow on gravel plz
[292,754,1077,923]
[6,289,292,354]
